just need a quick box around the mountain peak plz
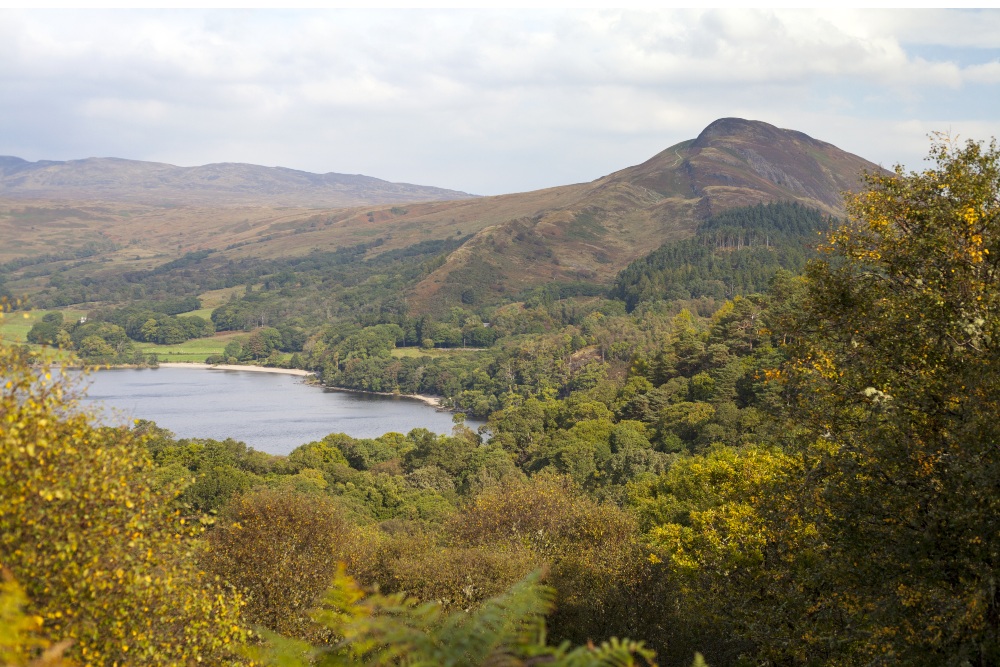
[605,117,881,215]
[692,117,826,150]
[405,118,886,310]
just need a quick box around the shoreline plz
[154,362,445,408]
[157,362,314,377]
[321,385,444,409]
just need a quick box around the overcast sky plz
[2,9,999,195]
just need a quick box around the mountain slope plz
[618,117,877,212]
[0,156,475,207]
[612,201,835,309]
[405,118,884,309]
[2,119,886,312]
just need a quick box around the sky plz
[2,9,999,196]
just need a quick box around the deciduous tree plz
[0,344,245,665]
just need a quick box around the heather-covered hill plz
[406,118,885,309]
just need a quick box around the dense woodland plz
[4,138,1000,666]
[612,201,832,308]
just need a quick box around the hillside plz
[0,156,475,207]
[1,118,885,310]
[405,117,885,308]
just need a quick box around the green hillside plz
[612,201,834,309]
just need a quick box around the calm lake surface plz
[78,367,482,456]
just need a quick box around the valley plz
[5,120,996,667]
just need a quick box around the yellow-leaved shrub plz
[0,343,246,665]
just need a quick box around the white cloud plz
[964,61,1000,84]
[0,9,997,194]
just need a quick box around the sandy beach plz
[157,362,314,377]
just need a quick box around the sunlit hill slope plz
[2,118,885,310]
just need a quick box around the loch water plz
[78,367,481,456]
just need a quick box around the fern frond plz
[260,566,660,667]
[434,569,555,666]
[551,637,658,667]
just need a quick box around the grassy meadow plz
[0,307,244,363]
[135,332,241,363]
[0,308,88,344]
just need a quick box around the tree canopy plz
[650,136,1000,665]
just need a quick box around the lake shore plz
[155,362,446,408]
[321,385,445,409]
[158,362,314,377]
[76,365,474,450]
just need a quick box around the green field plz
[0,309,87,343]
[0,309,237,363]
[136,333,241,363]
[183,308,215,320]
[197,286,251,309]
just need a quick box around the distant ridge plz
[0,156,477,207]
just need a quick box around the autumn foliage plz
[5,136,1000,667]
[203,486,359,643]
[0,344,245,665]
